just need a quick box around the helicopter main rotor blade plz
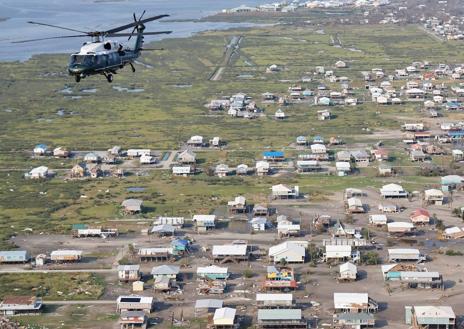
[12,34,89,43]
[27,21,89,34]
[107,31,172,37]
[104,14,169,34]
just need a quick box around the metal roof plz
[256,293,293,302]
[213,307,236,321]
[197,265,228,274]
[195,299,223,309]
[388,248,420,255]
[258,309,302,321]
[0,250,29,258]
[117,265,140,271]
[151,265,180,275]
[50,250,82,256]
[414,306,455,319]
[334,293,368,308]
[213,244,247,256]
[263,151,284,157]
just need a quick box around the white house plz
[256,161,270,176]
[275,109,286,119]
[311,144,327,154]
[424,189,444,205]
[339,262,357,281]
[387,222,414,234]
[187,135,204,147]
[268,242,306,263]
[213,307,236,327]
[215,164,230,177]
[26,166,49,179]
[388,248,423,262]
[172,166,192,176]
[140,154,155,164]
[336,162,351,176]
[333,293,377,313]
[33,144,48,155]
[380,183,408,198]
[193,215,216,231]
[127,149,151,157]
[369,214,388,226]
[271,184,299,199]
[250,217,268,231]
[324,245,357,262]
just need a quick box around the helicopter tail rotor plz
[128,10,146,41]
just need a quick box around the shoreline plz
[0,21,266,64]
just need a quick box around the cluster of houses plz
[207,93,263,118]
[27,144,167,180]
[223,0,390,15]
[425,16,464,41]
[365,62,464,110]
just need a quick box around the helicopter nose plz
[68,65,83,74]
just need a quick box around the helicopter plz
[14,12,172,82]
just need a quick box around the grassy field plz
[0,23,463,249]
[15,304,119,329]
[0,273,105,300]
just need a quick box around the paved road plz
[210,35,242,81]
[0,268,116,274]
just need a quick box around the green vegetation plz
[16,304,119,329]
[361,251,381,265]
[1,22,464,249]
[0,273,105,300]
[445,249,464,256]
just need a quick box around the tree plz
[361,251,380,265]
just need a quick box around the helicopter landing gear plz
[75,75,81,83]
[130,62,136,73]
[105,73,113,83]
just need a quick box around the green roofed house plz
[333,312,375,328]
[72,223,87,230]
[0,250,30,264]
[257,308,307,328]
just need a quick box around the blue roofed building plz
[263,151,285,162]
[447,130,464,140]
[171,239,190,254]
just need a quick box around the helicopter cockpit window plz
[70,55,96,65]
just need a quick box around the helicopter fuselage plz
[17,13,170,82]
[68,39,141,82]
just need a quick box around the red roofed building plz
[410,208,430,225]
[372,148,389,161]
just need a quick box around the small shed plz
[132,281,144,292]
